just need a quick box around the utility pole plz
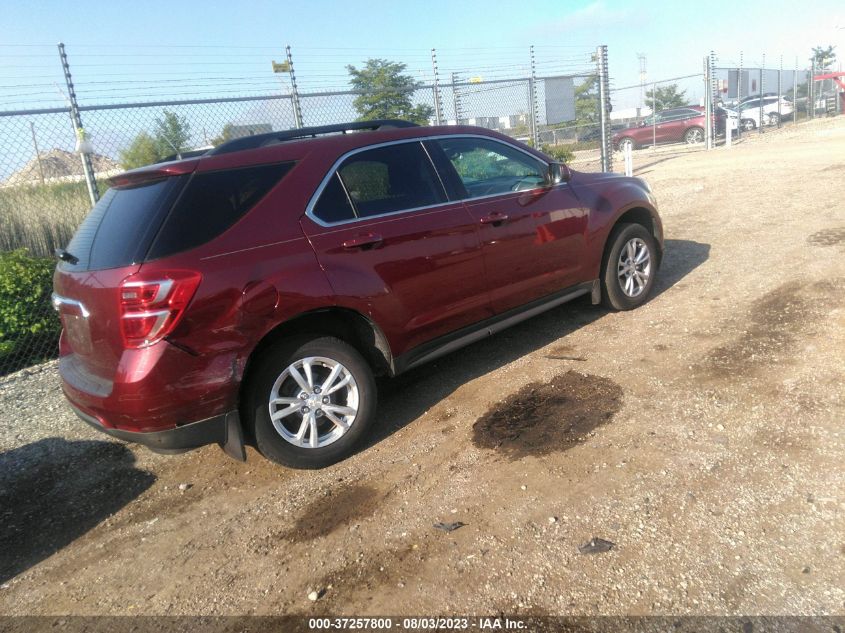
[29,122,45,184]
[58,42,98,206]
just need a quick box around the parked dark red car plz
[53,120,664,468]
[613,107,710,150]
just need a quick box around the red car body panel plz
[53,124,662,445]
[612,108,716,148]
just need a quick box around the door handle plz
[479,213,509,226]
[342,233,384,250]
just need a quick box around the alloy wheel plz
[268,356,359,449]
[685,128,704,144]
[617,238,652,298]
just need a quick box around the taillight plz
[119,270,202,348]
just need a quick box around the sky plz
[1,0,843,175]
[3,0,843,98]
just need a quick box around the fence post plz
[759,54,765,134]
[793,57,798,121]
[710,51,718,144]
[597,44,612,172]
[431,48,443,125]
[529,45,540,148]
[58,42,99,206]
[651,81,657,148]
[451,73,462,124]
[737,51,743,139]
[809,60,815,119]
[703,56,712,149]
[777,57,782,128]
[285,45,304,128]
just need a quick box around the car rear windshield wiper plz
[54,248,79,265]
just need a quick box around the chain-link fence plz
[604,51,842,176]
[0,43,611,376]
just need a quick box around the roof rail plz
[207,119,419,156]
[160,147,214,163]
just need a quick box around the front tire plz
[741,118,756,131]
[618,137,636,152]
[247,336,377,469]
[601,223,658,311]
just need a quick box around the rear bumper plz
[70,404,245,461]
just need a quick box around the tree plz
[645,84,687,112]
[211,123,237,147]
[154,110,191,157]
[119,110,192,169]
[811,45,836,71]
[119,131,160,170]
[574,75,600,126]
[346,59,433,124]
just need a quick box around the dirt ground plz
[1,117,844,617]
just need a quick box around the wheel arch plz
[238,308,393,418]
[600,205,663,272]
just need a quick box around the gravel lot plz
[1,117,844,616]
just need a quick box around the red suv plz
[53,120,663,468]
[613,107,709,150]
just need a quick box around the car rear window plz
[147,162,294,259]
[60,176,187,272]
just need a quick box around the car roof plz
[125,123,546,177]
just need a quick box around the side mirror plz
[547,162,571,185]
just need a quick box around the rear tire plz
[741,118,756,131]
[767,112,781,126]
[684,127,704,144]
[601,223,658,311]
[247,336,377,469]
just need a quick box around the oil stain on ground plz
[282,484,381,543]
[701,279,845,379]
[472,371,623,460]
[807,227,845,247]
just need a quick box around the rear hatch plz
[53,158,296,389]
[52,166,194,385]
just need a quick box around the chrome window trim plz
[304,133,552,228]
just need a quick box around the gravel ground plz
[1,117,844,616]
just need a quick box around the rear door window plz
[312,173,356,223]
[334,142,446,218]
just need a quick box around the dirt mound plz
[4,148,119,185]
